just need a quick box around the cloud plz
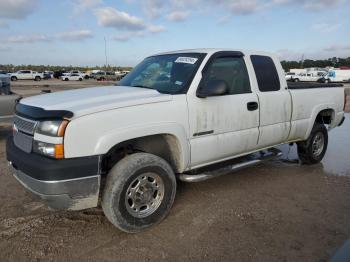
[7,30,94,43]
[0,0,38,19]
[56,30,94,41]
[0,20,9,28]
[147,25,166,33]
[311,23,342,33]
[112,31,145,42]
[142,0,164,19]
[95,7,147,31]
[75,0,103,9]
[166,11,189,21]
[0,44,10,51]
[323,44,350,52]
[7,34,51,43]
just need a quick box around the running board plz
[178,148,283,183]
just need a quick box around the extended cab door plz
[249,55,292,148]
[188,52,260,168]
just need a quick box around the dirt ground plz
[0,81,350,261]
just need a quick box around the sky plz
[0,0,349,67]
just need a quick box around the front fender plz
[95,122,190,170]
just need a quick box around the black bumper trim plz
[6,136,100,181]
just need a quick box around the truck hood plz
[20,86,172,118]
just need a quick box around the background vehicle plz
[291,71,327,82]
[323,69,350,83]
[0,74,20,123]
[6,49,346,233]
[285,72,296,81]
[61,73,83,81]
[10,70,43,81]
[53,71,67,79]
[92,71,118,81]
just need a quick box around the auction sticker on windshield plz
[175,57,198,64]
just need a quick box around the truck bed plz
[288,82,343,89]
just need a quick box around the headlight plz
[33,141,64,159]
[36,120,69,137]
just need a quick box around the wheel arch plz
[101,133,187,175]
[304,106,336,139]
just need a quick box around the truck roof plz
[155,48,277,58]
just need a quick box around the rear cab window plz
[251,55,280,92]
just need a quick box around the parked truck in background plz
[6,49,347,233]
[323,69,350,83]
[10,70,43,81]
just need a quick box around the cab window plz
[202,56,251,95]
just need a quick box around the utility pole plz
[104,37,108,70]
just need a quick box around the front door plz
[188,53,260,168]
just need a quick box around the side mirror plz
[197,79,228,98]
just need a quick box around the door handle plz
[247,102,258,111]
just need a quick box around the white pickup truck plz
[6,49,347,233]
[10,70,43,81]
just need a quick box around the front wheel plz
[34,76,41,81]
[293,78,299,82]
[102,153,176,233]
[297,124,328,164]
[11,76,17,81]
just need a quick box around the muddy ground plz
[0,81,350,261]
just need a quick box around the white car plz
[61,73,83,81]
[10,70,43,81]
[7,48,347,233]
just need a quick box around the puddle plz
[278,113,350,177]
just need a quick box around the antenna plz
[104,37,108,70]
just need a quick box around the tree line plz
[0,64,133,73]
[281,57,350,71]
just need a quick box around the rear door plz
[188,52,260,168]
[250,55,292,148]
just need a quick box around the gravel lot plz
[0,80,349,261]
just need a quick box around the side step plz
[178,148,283,183]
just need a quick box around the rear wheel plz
[102,153,176,233]
[34,76,41,81]
[79,78,83,81]
[65,78,69,81]
[293,78,299,82]
[297,124,328,164]
[11,76,17,81]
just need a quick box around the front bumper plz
[6,137,101,210]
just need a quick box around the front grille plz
[13,115,37,135]
[14,130,33,153]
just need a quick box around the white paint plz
[18,48,345,173]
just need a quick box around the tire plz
[11,76,17,81]
[84,75,89,79]
[65,78,69,81]
[297,124,328,165]
[293,78,299,82]
[34,76,41,81]
[102,153,176,233]
[324,79,330,84]
[79,78,83,81]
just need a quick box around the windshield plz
[118,53,205,94]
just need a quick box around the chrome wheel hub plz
[125,173,164,218]
[312,132,325,157]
